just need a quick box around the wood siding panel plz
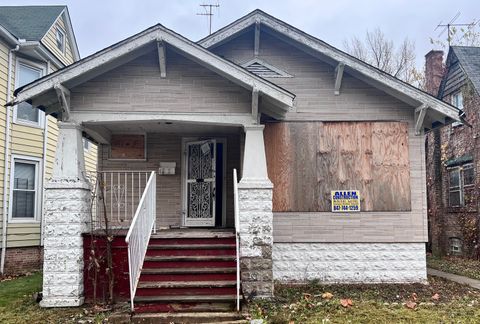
[70,49,251,114]
[265,122,411,212]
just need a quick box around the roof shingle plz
[451,46,480,93]
[0,5,65,41]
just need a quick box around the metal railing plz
[233,168,241,311]
[125,171,157,311]
[85,171,152,230]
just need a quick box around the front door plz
[184,140,216,227]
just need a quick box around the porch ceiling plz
[83,120,242,144]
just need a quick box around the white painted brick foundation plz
[40,181,91,307]
[273,243,427,283]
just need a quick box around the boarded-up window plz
[264,122,411,212]
[110,134,146,160]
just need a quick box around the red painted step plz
[140,273,236,282]
[148,237,235,245]
[146,248,235,257]
[134,231,239,313]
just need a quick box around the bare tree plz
[344,28,421,86]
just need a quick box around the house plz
[425,47,480,258]
[0,6,97,275]
[10,10,461,312]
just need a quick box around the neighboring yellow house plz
[0,6,97,274]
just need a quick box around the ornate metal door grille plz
[185,140,216,226]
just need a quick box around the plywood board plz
[110,134,145,160]
[264,121,411,212]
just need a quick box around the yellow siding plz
[84,141,98,174]
[41,14,75,66]
[0,15,88,251]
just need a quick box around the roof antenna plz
[435,12,476,45]
[197,2,220,35]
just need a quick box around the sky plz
[1,0,479,68]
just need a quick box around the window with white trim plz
[83,138,90,151]
[56,27,66,53]
[11,158,40,220]
[448,163,474,207]
[451,91,464,127]
[15,61,44,126]
[449,237,462,255]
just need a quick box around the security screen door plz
[184,140,216,227]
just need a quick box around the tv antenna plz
[435,12,477,45]
[197,2,220,35]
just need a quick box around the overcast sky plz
[2,0,479,67]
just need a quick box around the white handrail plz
[233,169,240,311]
[125,171,156,311]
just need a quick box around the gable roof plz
[199,9,462,126]
[451,46,480,94]
[11,23,294,114]
[0,5,65,41]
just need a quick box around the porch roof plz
[199,9,465,131]
[9,23,295,117]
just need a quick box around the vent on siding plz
[242,58,292,78]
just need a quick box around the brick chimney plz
[424,50,444,97]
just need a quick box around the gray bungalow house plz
[10,10,461,312]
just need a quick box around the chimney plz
[424,50,444,97]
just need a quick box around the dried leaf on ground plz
[405,300,417,309]
[322,292,333,300]
[411,293,418,301]
[431,293,440,301]
[303,293,312,300]
[340,299,353,308]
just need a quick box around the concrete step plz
[138,280,236,289]
[129,312,245,323]
[133,301,236,313]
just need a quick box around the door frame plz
[181,137,227,227]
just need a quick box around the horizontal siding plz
[99,132,240,228]
[41,13,75,66]
[71,49,251,114]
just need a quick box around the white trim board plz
[12,24,294,115]
[8,154,43,224]
[198,9,461,126]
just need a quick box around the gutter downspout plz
[1,45,20,274]
[40,60,51,247]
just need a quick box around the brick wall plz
[425,48,480,256]
[3,246,43,275]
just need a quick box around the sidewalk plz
[428,268,480,290]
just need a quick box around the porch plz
[41,117,274,311]
[84,123,244,231]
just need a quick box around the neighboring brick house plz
[425,46,480,258]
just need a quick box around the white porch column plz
[238,125,274,298]
[41,122,90,307]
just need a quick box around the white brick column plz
[238,125,274,298]
[41,122,90,307]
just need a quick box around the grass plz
[0,273,110,324]
[248,276,480,323]
[427,254,480,280]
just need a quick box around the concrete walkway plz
[428,268,480,290]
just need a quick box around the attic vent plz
[242,58,292,78]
